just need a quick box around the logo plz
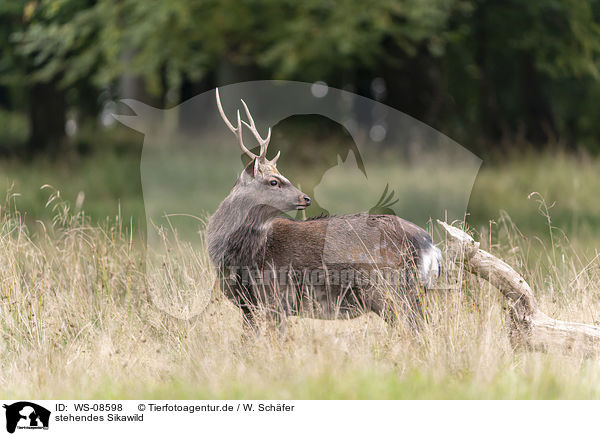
[3,402,50,434]
[113,80,481,318]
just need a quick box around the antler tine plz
[235,110,258,160]
[216,88,258,160]
[270,150,281,165]
[240,99,271,158]
[215,88,235,132]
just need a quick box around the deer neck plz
[206,193,281,268]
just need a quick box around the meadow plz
[1,147,600,399]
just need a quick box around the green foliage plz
[3,0,600,151]
[258,0,462,80]
[7,0,464,89]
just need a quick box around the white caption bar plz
[0,400,596,436]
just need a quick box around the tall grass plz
[1,186,600,399]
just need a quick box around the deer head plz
[216,88,311,214]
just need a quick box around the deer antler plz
[216,88,279,165]
[216,88,257,160]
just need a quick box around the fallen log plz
[437,220,600,354]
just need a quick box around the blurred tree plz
[2,0,600,153]
[441,0,600,151]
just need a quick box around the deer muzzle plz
[296,195,311,210]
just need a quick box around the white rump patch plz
[419,245,442,289]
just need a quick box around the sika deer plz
[206,89,441,330]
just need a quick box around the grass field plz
[1,149,600,399]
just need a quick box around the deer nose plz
[303,195,311,206]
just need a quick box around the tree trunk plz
[473,1,505,144]
[521,54,556,146]
[438,221,600,355]
[28,80,67,154]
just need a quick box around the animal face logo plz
[3,402,50,433]
[314,150,398,216]
[112,80,481,318]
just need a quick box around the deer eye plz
[269,179,278,186]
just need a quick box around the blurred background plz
[1,0,600,247]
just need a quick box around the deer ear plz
[240,159,258,184]
[253,158,260,177]
[345,150,357,166]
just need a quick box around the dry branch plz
[438,220,600,354]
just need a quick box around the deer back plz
[265,213,433,272]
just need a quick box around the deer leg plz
[369,288,425,331]
[268,285,298,336]
[266,309,289,336]
[401,292,426,330]
[239,305,288,341]
[240,305,259,330]
[242,284,292,337]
